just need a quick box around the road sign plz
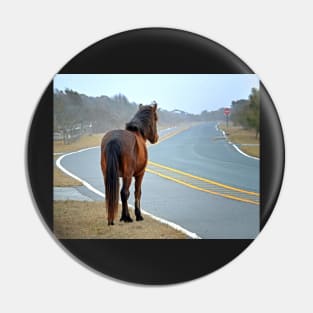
[224,108,231,116]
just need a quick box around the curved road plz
[58,122,260,239]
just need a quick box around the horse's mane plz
[126,105,156,139]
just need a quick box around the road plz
[57,122,260,239]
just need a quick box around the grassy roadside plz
[54,133,104,153]
[219,123,260,158]
[54,200,188,239]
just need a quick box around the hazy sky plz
[54,74,259,114]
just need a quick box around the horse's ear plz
[152,102,157,111]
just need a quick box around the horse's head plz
[142,102,159,144]
[126,102,159,143]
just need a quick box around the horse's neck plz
[133,131,147,150]
[132,132,148,171]
[133,131,146,145]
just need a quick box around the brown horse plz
[100,103,159,225]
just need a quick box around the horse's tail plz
[105,140,121,225]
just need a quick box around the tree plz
[230,88,260,138]
[247,88,260,138]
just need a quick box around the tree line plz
[230,88,260,137]
[53,88,259,135]
[53,89,225,133]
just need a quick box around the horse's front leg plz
[120,177,133,223]
[134,173,144,221]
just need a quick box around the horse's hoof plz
[120,216,133,223]
[108,221,114,226]
[136,215,144,221]
[125,216,133,223]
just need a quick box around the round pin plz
[27,28,284,284]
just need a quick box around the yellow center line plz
[158,127,190,144]
[145,168,259,205]
[147,126,191,147]
[148,161,259,196]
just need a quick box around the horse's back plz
[101,129,136,152]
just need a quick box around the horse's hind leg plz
[134,174,144,221]
[120,177,133,223]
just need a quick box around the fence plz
[53,122,93,144]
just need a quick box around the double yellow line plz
[146,161,259,205]
[156,126,190,145]
[147,126,191,147]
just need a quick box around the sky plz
[54,74,259,114]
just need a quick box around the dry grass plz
[219,123,260,158]
[239,145,259,158]
[54,200,188,239]
[54,133,105,153]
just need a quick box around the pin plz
[27,28,284,284]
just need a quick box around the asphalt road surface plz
[57,122,260,239]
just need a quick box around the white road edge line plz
[217,123,260,161]
[231,144,260,161]
[55,146,201,239]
